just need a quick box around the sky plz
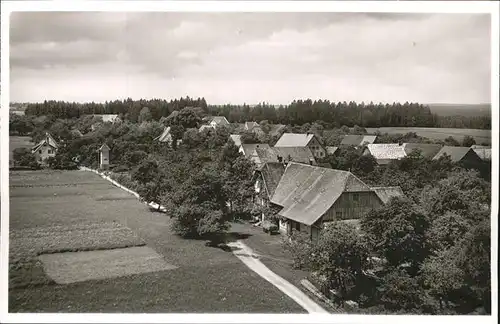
[9,12,492,105]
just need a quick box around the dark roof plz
[371,186,405,204]
[258,162,286,198]
[268,124,286,136]
[340,135,377,146]
[241,143,270,157]
[432,146,478,162]
[271,163,372,226]
[402,143,442,158]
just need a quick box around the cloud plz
[9,12,491,104]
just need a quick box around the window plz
[48,149,52,154]
[39,150,42,154]
[353,193,359,202]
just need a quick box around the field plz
[9,170,305,313]
[365,127,491,145]
[428,103,491,117]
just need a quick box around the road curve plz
[227,240,329,314]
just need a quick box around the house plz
[251,146,317,168]
[199,124,214,132]
[245,121,260,131]
[362,144,407,165]
[326,146,339,155]
[90,114,120,131]
[270,163,403,240]
[98,144,110,170]
[252,162,287,226]
[229,134,242,148]
[402,143,443,159]
[209,116,230,128]
[268,124,286,137]
[432,146,483,164]
[471,145,491,162]
[154,126,182,146]
[340,135,377,147]
[240,143,270,158]
[274,133,326,159]
[31,132,58,164]
[371,186,405,204]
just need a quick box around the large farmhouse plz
[267,163,404,240]
[274,133,326,159]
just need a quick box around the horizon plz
[10,12,491,105]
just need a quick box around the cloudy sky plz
[10,12,491,104]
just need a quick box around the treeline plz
[22,97,491,129]
[24,97,209,123]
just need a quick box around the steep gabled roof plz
[341,135,377,146]
[271,163,372,226]
[326,146,338,155]
[258,162,286,199]
[402,143,443,158]
[245,121,259,131]
[371,186,405,204]
[241,143,270,157]
[432,146,478,162]
[211,116,229,126]
[229,134,242,147]
[473,148,491,161]
[31,133,58,152]
[199,124,214,132]
[365,144,407,161]
[98,143,111,151]
[155,126,172,142]
[274,133,315,147]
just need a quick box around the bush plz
[12,148,41,169]
[282,232,314,270]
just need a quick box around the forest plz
[21,97,491,129]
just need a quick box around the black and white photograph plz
[0,0,498,322]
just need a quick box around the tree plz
[444,136,460,146]
[169,124,185,149]
[131,158,159,185]
[362,197,431,274]
[240,131,260,144]
[426,211,469,252]
[462,135,476,147]
[309,222,371,300]
[379,268,429,312]
[12,148,40,169]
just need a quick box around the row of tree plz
[20,97,491,129]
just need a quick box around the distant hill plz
[427,103,491,117]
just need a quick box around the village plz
[4,7,495,320]
[7,103,492,315]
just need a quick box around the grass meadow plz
[365,127,491,145]
[9,170,305,313]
